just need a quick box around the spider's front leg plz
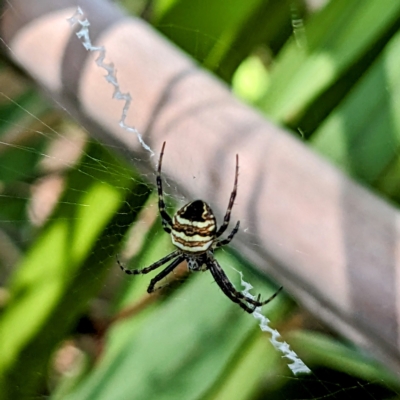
[117,250,180,275]
[147,255,185,293]
[208,260,258,313]
[208,258,282,313]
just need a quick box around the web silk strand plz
[67,7,154,156]
[236,270,311,375]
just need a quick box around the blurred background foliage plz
[0,0,400,399]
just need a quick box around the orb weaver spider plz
[118,142,282,313]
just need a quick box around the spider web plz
[0,2,398,400]
[68,6,311,376]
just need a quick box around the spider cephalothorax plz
[118,142,282,313]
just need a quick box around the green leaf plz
[311,29,400,188]
[259,0,400,130]
[233,55,270,103]
[62,250,287,400]
[0,142,150,399]
[152,0,296,82]
[288,330,400,390]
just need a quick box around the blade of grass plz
[0,142,150,399]
[61,249,288,400]
[310,29,400,190]
[259,0,400,131]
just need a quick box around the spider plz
[118,142,282,313]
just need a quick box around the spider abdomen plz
[171,200,216,253]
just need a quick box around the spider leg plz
[147,255,186,293]
[117,250,180,275]
[214,221,240,249]
[257,286,283,307]
[208,259,258,313]
[157,141,173,233]
[209,259,282,313]
[216,154,239,238]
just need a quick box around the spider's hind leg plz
[214,221,240,249]
[215,154,239,238]
[157,141,173,234]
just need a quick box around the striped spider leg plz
[118,142,282,313]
